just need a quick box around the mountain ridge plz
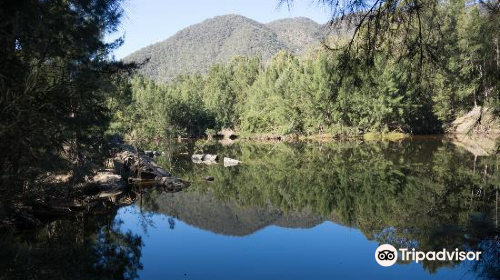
[124,14,327,83]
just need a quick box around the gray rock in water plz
[192,154,219,164]
[203,176,215,181]
[223,157,241,167]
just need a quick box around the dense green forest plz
[112,0,499,139]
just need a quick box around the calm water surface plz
[2,137,499,279]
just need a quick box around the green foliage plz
[114,75,215,140]
[203,64,237,128]
[117,0,498,139]
[242,51,303,134]
[431,0,500,123]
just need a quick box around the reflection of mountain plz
[143,140,500,278]
[151,190,324,236]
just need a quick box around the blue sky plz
[109,0,332,59]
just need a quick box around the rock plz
[192,154,219,164]
[86,170,126,199]
[218,138,234,146]
[92,171,125,189]
[203,176,215,181]
[144,150,162,158]
[223,157,241,167]
[191,154,204,162]
[451,106,483,134]
[450,106,500,134]
[203,154,218,162]
[98,189,124,198]
[219,128,237,139]
[159,176,191,191]
[117,145,189,190]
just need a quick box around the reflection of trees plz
[153,139,499,278]
[473,236,500,280]
[0,210,143,280]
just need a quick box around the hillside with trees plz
[267,17,326,54]
[124,15,327,83]
[112,0,499,139]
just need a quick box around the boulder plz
[223,157,241,167]
[203,176,215,181]
[192,154,219,164]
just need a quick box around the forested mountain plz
[267,17,325,54]
[124,15,326,83]
[111,0,499,139]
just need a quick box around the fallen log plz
[117,145,190,190]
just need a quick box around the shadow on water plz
[0,209,143,280]
[1,137,499,279]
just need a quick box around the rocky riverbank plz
[0,145,190,229]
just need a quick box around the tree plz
[241,51,303,134]
[0,0,128,188]
[281,0,499,128]
[299,51,338,134]
[203,64,236,129]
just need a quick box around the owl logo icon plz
[375,244,398,266]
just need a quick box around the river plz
[1,137,498,280]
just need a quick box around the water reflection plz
[145,191,324,236]
[1,137,499,279]
[0,209,143,280]
[146,138,499,278]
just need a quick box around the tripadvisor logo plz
[375,244,398,267]
[375,244,482,267]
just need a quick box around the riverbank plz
[210,107,500,152]
[0,144,190,229]
[3,105,499,229]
